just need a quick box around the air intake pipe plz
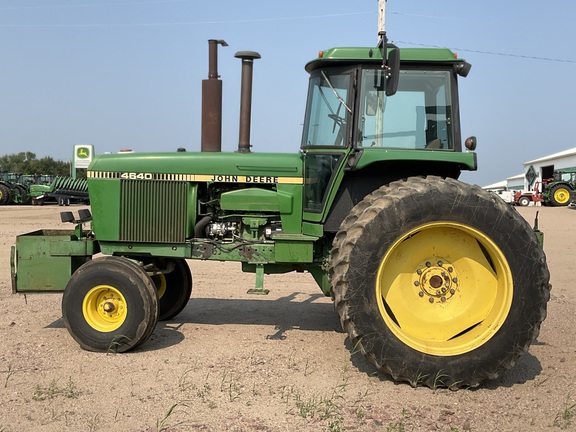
[201,39,228,152]
[235,51,261,153]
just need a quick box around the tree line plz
[0,152,72,177]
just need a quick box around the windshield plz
[301,71,352,147]
[358,69,454,150]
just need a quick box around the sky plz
[1,0,575,187]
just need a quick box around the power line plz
[0,11,372,28]
[397,40,576,64]
[0,0,191,10]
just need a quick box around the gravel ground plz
[0,203,574,432]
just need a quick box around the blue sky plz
[1,0,575,187]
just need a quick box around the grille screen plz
[120,180,187,243]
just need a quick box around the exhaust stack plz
[235,51,261,153]
[201,39,228,152]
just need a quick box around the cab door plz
[301,67,356,223]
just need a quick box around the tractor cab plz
[300,47,476,224]
[302,49,467,151]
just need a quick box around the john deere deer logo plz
[77,147,90,159]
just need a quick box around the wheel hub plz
[414,259,459,303]
[83,285,128,332]
[98,293,123,318]
[103,301,116,313]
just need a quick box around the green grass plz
[553,394,576,429]
[2,363,16,388]
[33,377,80,401]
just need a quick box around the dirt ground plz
[0,203,575,432]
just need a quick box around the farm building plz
[522,147,576,192]
[484,147,576,192]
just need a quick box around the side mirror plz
[385,48,400,96]
[454,62,472,78]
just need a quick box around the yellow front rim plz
[554,188,570,204]
[376,222,513,356]
[83,285,128,332]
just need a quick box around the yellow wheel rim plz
[82,285,128,332]
[151,274,167,299]
[376,222,513,356]
[554,188,570,204]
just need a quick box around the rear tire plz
[550,185,571,206]
[329,176,549,388]
[0,184,11,205]
[62,256,159,352]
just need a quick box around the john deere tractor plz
[541,168,576,206]
[11,32,549,388]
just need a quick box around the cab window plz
[302,71,352,147]
[358,69,454,150]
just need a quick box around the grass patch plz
[553,394,576,429]
[33,377,80,401]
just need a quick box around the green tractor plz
[541,168,576,206]
[0,172,30,205]
[11,32,550,388]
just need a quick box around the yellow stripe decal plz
[88,171,303,185]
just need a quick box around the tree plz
[0,152,71,177]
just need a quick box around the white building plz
[483,174,524,192]
[484,147,576,192]
[522,147,576,191]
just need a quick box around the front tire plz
[147,258,193,321]
[62,256,159,352]
[518,196,531,207]
[329,176,549,388]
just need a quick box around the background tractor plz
[541,168,576,206]
[11,22,550,389]
[0,172,31,205]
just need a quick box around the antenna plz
[377,0,386,46]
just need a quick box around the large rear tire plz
[0,184,11,205]
[329,176,550,388]
[62,256,159,352]
[549,185,571,206]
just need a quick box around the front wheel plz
[518,196,531,207]
[62,256,159,352]
[146,258,193,321]
[329,176,550,388]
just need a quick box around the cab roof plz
[305,46,466,72]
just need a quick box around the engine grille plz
[119,180,187,243]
